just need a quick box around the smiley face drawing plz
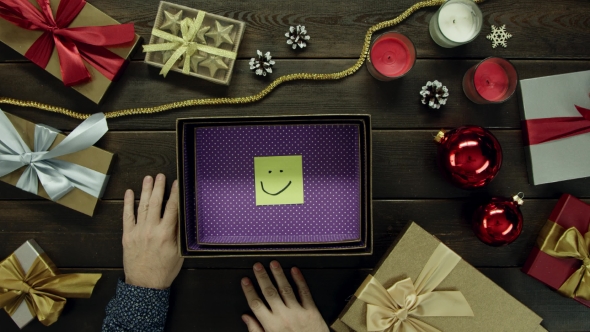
[254,155,304,206]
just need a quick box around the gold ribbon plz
[355,243,474,332]
[537,220,590,300]
[0,253,101,326]
[142,11,237,77]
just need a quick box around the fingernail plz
[125,189,132,199]
[241,277,250,286]
[144,176,152,184]
[292,267,301,275]
[242,316,249,324]
[253,263,263,271]
[156,173,164,181]
[270,261,280,269]
[172,180,178,188]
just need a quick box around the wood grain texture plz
[0,199,586,269]
[0,0,589,62]
[1,268,588,332]
[1,130,587,201]
[1,60,589,131]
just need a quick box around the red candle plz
[462,57,518,104]
[474,61,509,101]
[367,32,415,81]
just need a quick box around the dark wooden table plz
[1,0,590,330]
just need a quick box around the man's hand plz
[241,261,329,332]
[122,174,184,289]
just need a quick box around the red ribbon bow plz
[0,0,135,86]
[523,105,590,145]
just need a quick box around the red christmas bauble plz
[472,194,524,246]
[435,126,502,189]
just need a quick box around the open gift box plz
[176,115,373,257]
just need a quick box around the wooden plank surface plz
[1,60,589,131]
[1,268,589,332]
[1,0,590,330]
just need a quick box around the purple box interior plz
[191,124,362,246]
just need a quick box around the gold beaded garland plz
[0,0,483,121]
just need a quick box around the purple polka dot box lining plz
[177,116,372,256]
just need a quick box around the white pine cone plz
[420,80,449,109]
[250,50,276,76]
[285,25,310,49]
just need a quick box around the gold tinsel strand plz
[0,0,483,120]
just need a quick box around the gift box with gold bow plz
[331,222,544,332]
[0,239,101,329]
[523,194,590,308]
[143,1,245,85]
[0,0,140,104]
[0,110,113,216]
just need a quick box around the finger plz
[241,277,271,320]
[241,315,264,332]
[162,180,180,228]
[137,175,153,224]
[122,189,135,233]
[269,261,299,307]
[253,262,284,310]
[147,174,166,225]
[291,267,317,310]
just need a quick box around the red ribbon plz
[523,105,590,145]
[0,0,135,86]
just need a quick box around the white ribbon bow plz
[0,111,109,201]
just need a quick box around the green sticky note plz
[254,155,304,206]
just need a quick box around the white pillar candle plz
[429,0,482,48]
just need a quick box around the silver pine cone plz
[420,80,449,109]
[249,50,275,76]
[285,25,310,49]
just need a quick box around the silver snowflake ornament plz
[420,80,449,110]
[249,50,275,76]
[285,25,310,49]
[486,25,512,48]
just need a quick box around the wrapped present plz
[144,1,245,85]
[0,110,113,216]
[0,0,140,104]
[332,222,544,332]
[522,194,590,308]
[518,70,590,185]
[0,239,101,329]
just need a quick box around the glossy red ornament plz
[435,126,502,189]
[472,194,524,246]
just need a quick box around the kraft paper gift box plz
[332,222,544,332]
[176,115,373,257]
[0,111,113,216]
[0,0,140,104]
[518,70,590,185]
[144,1,245,85]
[0,239,101,329]
[522,193,590,308]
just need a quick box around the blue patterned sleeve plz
[102,279,171,332]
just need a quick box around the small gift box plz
[518,70,590,185]
[144,1,245,85]
[177,115,372,257]
[0,0,140,104]
[0,110,113,216]
[0,239,101,329]
[332,222,544,332]
[522,194,590,308]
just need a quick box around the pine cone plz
[285,25,310,49]
[420,80,449,109]
[249,50,275,76]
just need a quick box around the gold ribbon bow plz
[142,11,237,77]
[538,220,590,300]
[355,243,474,332]
[0,253,101,326]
